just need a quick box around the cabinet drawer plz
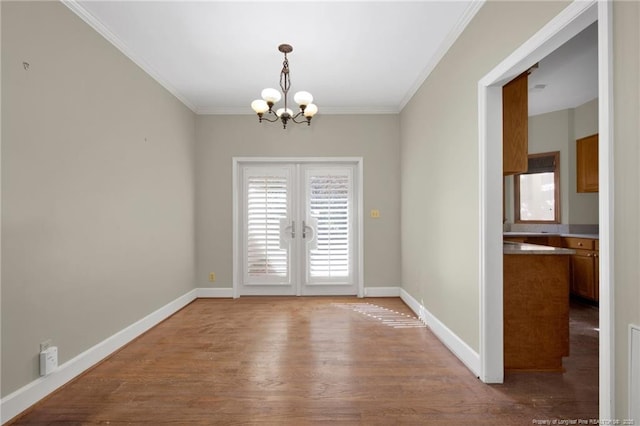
[563,237,595,250]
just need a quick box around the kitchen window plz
[514,151,560,223]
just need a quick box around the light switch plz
[370,209,380,218]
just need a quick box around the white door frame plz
[232,157,364,299]
[477,0,613,417]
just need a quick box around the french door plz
[236,161,360,296]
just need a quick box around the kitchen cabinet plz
[503,72,528,175]
[504,251,570,371]
[563,237,599,302]
[577,134,599,192]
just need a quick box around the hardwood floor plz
[8,297,598,425]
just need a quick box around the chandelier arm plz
[258,111,280,123]
[290,113,309,124]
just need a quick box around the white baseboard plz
[364,286,401,297]
[196,287,234,298]
[400,289,480,377]
[197,287,399,298]
[0,289,199,425]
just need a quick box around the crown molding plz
[61,0,197,113]
[62,0,476,117]
[196,106,400,116]
[398,0,486,111]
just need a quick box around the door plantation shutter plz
[246,172,289,280]
[308,171,351,279]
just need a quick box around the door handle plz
[283,220,295,238]
[302,218,317,250]
[280,219,295,249]
[302,219,316,240]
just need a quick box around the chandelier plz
[250,44,318,129]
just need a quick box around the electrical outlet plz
[370,209,380,218]
[40,346,58,376]
[40,339,52,352]
[209,272,216,282]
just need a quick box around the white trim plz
[477,0,613,416]
[597,1,615,418]
[232,159,240,299]
[630,324,640,420]
[364,286,401,297]
[233,157,363,164]
[232,157,364,299]
[357,159,365,298]
[477,83,504,383]
[196,106,400,116]
[477,1,597,88]
[400,289,480,377]
[398,0,485,111]
[0,289,198,425]
[197,287,234,298]
[61,0,197,113]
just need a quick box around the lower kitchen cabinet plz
[563,237,599,302]
[504,253,570,371]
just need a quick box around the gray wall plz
[1,2,196,396]
[400,0,570,351]
[569,98,598,224]
[402,0,640,416]
[612,0,640,416]
[195,114,401,290]
[527,108,572,224]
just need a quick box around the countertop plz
[503,231,599,240]
[503,241,576,255]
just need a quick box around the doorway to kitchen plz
[478,0,612,417]
[233,158,363,297]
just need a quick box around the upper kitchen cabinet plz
[577,133,599,192]
[503,72,528,175]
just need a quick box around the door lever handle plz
[302,220,307,239]
[291,220,295,238]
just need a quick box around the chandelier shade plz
[251,44,318,129]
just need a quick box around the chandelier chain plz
[280,55,290,111]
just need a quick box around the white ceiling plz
[65,1,597,116]
[528,21,598,116]
[67,0,480,114]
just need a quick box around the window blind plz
[246,175,288,277]
[308,174,350,278]
[525,155,556,174]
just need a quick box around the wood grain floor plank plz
[8,297,598,425]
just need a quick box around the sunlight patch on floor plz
[332,303,426,329]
